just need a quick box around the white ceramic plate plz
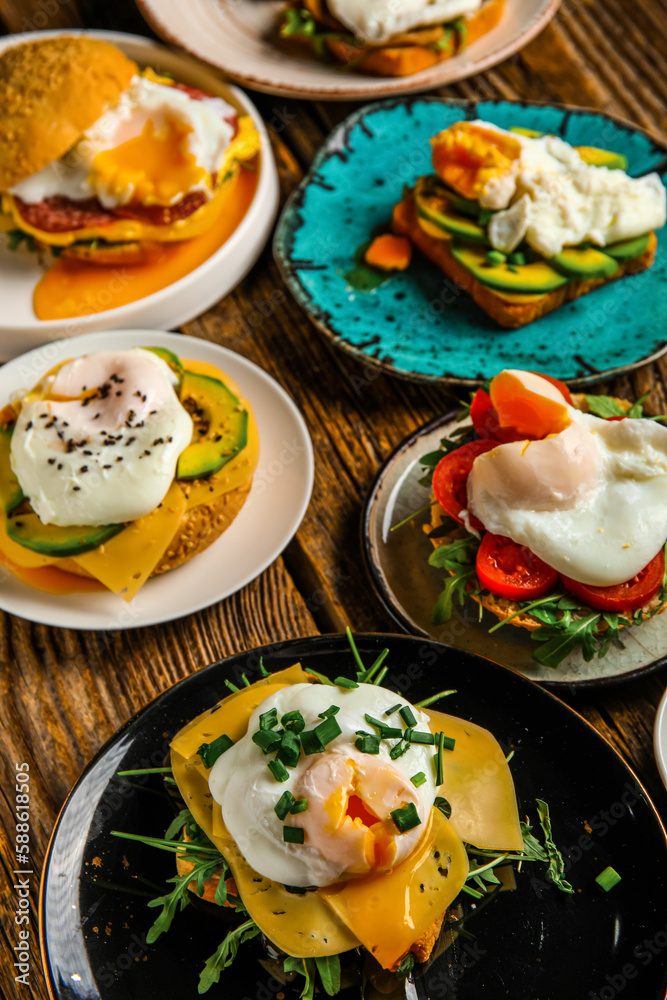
[0,330,314,630]
[0,30,279,359]
[137,0,561,100]
[654,686,667,789]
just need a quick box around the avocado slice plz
[0,425,24,515]
[575,147,628,171]
[143,346,184,379]
[452,242,568,294]
[6,515,124,557]
[550,246,619,280]
[176,371,248,481]
[414,181,489,245]
[509,126,543,139]
[604,233,650,261]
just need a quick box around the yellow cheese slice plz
[321,808,468,970]
[426,708,523,852]
[1,117,260,248]
[171,665,360,958]
[70,481,186,600]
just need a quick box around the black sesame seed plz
[57,463,63,470]
[80,466,88,473]
[116,456,123,462]
[26,421,33,430]
[47,458,55,465]
[103,464,111,469]
[83,450,92,456]
[73,486,80,491]
[144,450,151,456]
[126,437,136,446]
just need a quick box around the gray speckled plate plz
[274,98,667,388]
[362,412,667,688]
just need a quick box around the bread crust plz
[393,194,657,328]
[0,37,137,190]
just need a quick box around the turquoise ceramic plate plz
[274,99,667,387]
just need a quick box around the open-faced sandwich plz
[278,0,504,77]
[390,121,666,327]
[0,36,260,319]
[0,346,258,600]
[113,631,571,995]
[421,370,667,668]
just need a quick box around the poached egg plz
[467,371,667,587]
[326,0,482,45]
[10,348,192,527]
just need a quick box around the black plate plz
[40,634,667,1000]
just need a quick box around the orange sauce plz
[33,163,259,320]
[0,550,106,594]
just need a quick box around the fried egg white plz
[327,0,482,44]
[9,76,235,209]
[467,371,667,586]
[10,348,192,527]
[208,683,437,887]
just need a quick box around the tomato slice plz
[561,549,665,612]
[476,532,559,601]
[432,440,497,525]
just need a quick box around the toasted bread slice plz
[393,194,657,328]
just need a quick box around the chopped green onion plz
[197,734,234,768]
[411,772,427,787]
[259,657,270,677]
[396,953,415,979]
[390,741,410,760]
[391,803,421,833]
[224,679,240,693]
[384,703,402,716]
[304,667,335,686]
[334,676,359,689]
[434,732,445,785]
[274,791,296,820]
[290,798,308,815]
[595,866,621,891]
[315,715,342,746]
[241,673,251,687]
[373,665,389,687]
[461,883,484,899]
[355,735,381,754]
[434,795,451,818]
[300,730,324,755]
[399,706,417,728]
[318,705,340,719]
[404,728,435,746]
[282,710,305,734]
[252,730,282,754]
[283,825,304,844]
[415,690,457,709]
[259,708,279,731]
[268,759,290,782]
[277,731,301,768]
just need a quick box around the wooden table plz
[1,2,667,997]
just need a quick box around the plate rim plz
[0,28,278,337]
[0,329,314,630]
[136,0,562,100]
[38,631,667,999]
[653,683,667,790]
[273,95,667,389]
[361,410,667,689]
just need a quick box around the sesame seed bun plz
[0,36,137,190]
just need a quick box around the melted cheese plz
[425,708,523,851]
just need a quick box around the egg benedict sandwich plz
[112,632,571,995]
[0,36,260,318]
[423,370,667,668]
[0,346,258,600]
[391,121,666,326]
[278,0,504,76]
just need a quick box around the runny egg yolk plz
[293,755,423,877]
[490,370,572,440]
[431,121,521,200]
[91,117,207,207]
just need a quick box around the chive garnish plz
[318,705,340,718]
[268,759,290,782]
[355,735,381,755]
[334,676,359,689]
[391,803,421,833]
[275,790,296,820]
[434,732,445,785]
[384,703,402,716]
[399,706,417,728]
[300,730,324,755]
[290,798,308,814]
[252,730,282,754]
[373,665,389,687]
[283,826,304,844]
[404,729,436,746]
[282,710,305,733]
[315,715,342,746]
[434,795,451,818]
[259,656,270,677]
[259,708,279,731]
[241,673,251,687]
[596,866,621,891]
[197,734,234,768]
[390,741,410,760]
[411,772,427,787]
[415,690,457,709]
[277,731,301,768]
[224,679,240,693]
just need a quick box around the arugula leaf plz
[279,7,356,58]
[147,855,221,944]
[530,612,604,669]
[165,808,191,842]
[429,535,478,624]
[284,956,341,1000]
[315,955,342,996]
[198,919,261,994]
[535,799,574,893]
[583,394,628,418]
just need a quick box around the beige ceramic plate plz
[137,0,561,100]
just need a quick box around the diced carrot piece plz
[365,234,412,271]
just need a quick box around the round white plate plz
[654,685,667,789]
[137,0,561,100]
[0,330,314,630]
[0,30,279,359]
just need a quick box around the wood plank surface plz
[0,1,667,998]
